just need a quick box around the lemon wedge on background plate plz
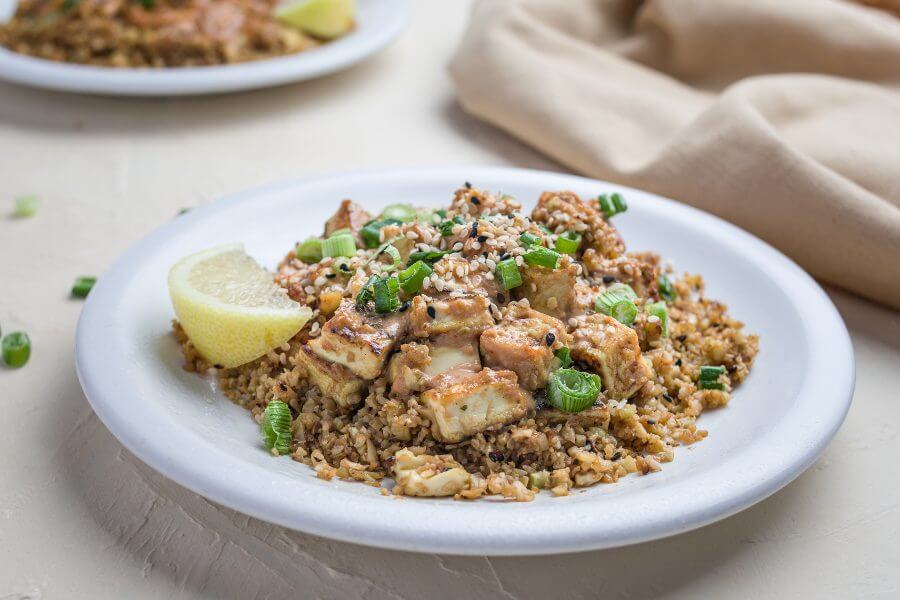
[168,244,312,368]
[275,0,356,39]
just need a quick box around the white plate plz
[75,166,854,555]
[0,0,408,96]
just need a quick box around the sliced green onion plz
[71,276,96,299]
[553,347,572,368]
[321,233,356,258]
[495,258,523,290]
[598,193,628,219]
[381,204,417,222]
[699,365,726,390]
[356,275,379,307]
[538,224,553,234]
[383,244,401,269]
[602,282,638,303]
[261,400,292,455]
[360,221,383,249]
[646,301,669,338]
[295,237,322,263]
[608,299,637,325]
[14,195,38,217]
[554,232,581,255]
[440,216,465,237]
[546,368,601,413]
[374,276,400,314]
[519,232,541,247]
[658,274,677,302]
[523,247,560,269]
[332,257,352,276]
[398,261,432,294]
[1,332,31,369]
[407,249,450,265]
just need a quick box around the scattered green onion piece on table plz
[14,195,38,217]
[321,233,356,258]
[1,332,31,369]
[646,301,669,338]
[381,203,417,222]
[546,368,601,413]
[523,247,560,269]
[553,347,573,368]
[295,237,322,263]
[407,250,449,265]
[554,232,581,255]
[398,261,432,294]
[658,274,677,302]
[71,276,97,299]
[373,276,400,314]
[261,400,292,455]
[519,232,541,247]
[495,258,523,290]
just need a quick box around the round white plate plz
[75,166,854,555]
[0,0,408,96]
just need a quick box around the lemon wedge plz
[168,244,312,368]
[275,0,356,39]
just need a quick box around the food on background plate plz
[0,0,356,68]
[170,186,758,501]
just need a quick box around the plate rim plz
[0,0,409,96]
[75,165,855,555]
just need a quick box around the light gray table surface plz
[2,2,898,598]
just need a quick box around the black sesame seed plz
[602,275,617,284]
[675,358,683,367]
[471,197,481,205]
[399,300,411,312]
[477,235,488,243]
[214,364,223,369]
[498,252,509,261]
[469,223,479,238]
[427,305,436,318]
[488,451,504,462]
[279,383,288,392]
[647,419,656,425]
[612,452,622,460]
[677,334,687,342]
[545,332,556,346]
[325,273,336,279]
[464,181,472,189]
[340,263,350,272]
[663,393,674,402]
[496,292,506,303]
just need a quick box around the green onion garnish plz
[495,258,523,290]
[546,368,601,413]
[553,347,572,368]
[595,283,638,324]
[381,204,417,222]
[1,332,31,369]
[261,400,292,455]
[321,233,357,258]
[554,232,581,255]
[439,216,465,237]
[71,276,96,299]
[598,193,628,219]
[360,218,402,249]
[609,299,637,324]
[646,301,669,338]
[356,275,379,307]
[407,250,450,265]
[519,232,541,247]
[398,261,432,294]
[373,276,401,314]
[523,247,560,269]
[14,195,38,218]
[658,274,677,302]
[698,365,726,390]
[383,244,401,269]
[295,237,322,263]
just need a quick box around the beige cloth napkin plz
[449,0,900,310]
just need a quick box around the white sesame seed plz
[452,242,463,251]
[406,231,418,239]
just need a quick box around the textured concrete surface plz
[1,2,898,598]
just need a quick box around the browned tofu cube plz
[408,294,495,338]
[569,314,652,399]
[386,335,481,396]
[514,255,583,319]
[421,368,533,443]
[531,191,625,259]
[324,199,373,245]
[583,251,659,300]
[297,346,367,409]
[479,305,569,390]
[309,300,406,379]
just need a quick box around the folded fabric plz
[449,0,900,310]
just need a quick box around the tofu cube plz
[531,191,625,259]
[479,306,568,390]
[386,336,481,396]
[569,314,652,399]
[297,346,367,409]
[324,199,373,245]
[309,300,406,379]
[421,368,533,443]
[409,294,495,338]
[514,256,583,319]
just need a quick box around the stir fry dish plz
[170,185,759,501]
